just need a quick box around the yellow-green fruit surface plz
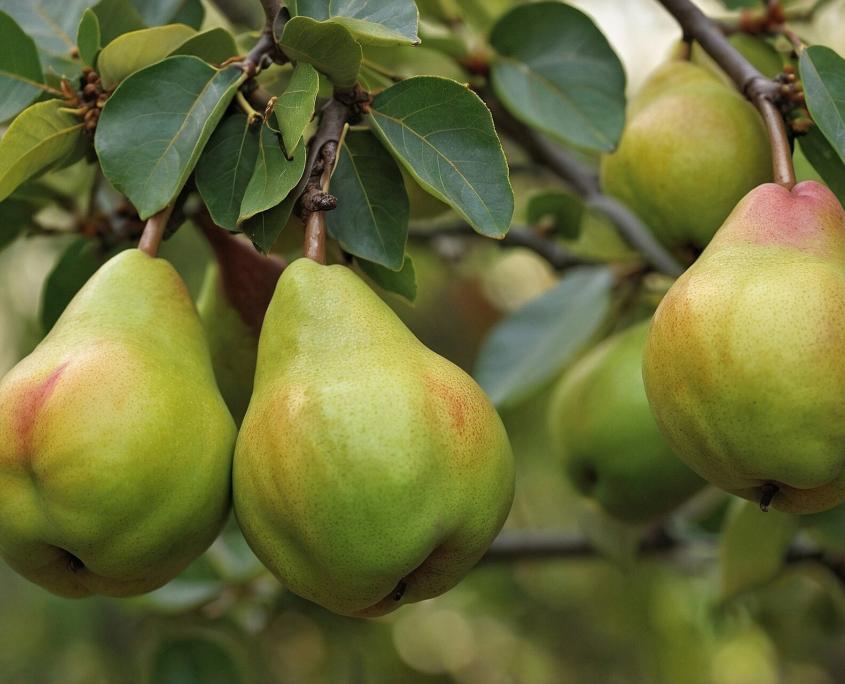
[0,249,236,596]
[600,61,772,249]
[643,181,845,514]
[234,258,515,617]
[548,321,704,523]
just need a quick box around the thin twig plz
[656,0,796,188]
[138,205,174,257]
[241,1,286,77]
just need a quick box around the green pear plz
[548,321,704,523]
[600,60,772,249]
[643,181,845,514]
[234,258,514,617]
[0,249,236,596]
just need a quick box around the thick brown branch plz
[242,3,287,76]
[656,0,796,188]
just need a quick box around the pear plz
[548,321,704,523]
[643,181,845,514]
[234,258,514,617]
[0,249,236,596]
[601,60,772,249]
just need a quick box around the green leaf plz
[130,0,201,27]
[170,27,239,64]
[274,62,319,155]
[76,9,101,68]
[97,23,196,88]
[195,114,260,230]
[278,15,362,88]
[239,124,306,223]
[92,0,145,45]
[327,130,409,269]
[241,194,296,253]
[95,57,245,219]
[798,128,845,205]
[0,199,36,251]
[291,0,419,46]
[0,100,84,202]
[149,636,245,684]
[490,2,626,152]
[800,46,845,164]
[0,0,97,76]
[358,254,416,302]
[369,76,513,238]
[473,267,613,408]
[720,499,799,600]
[41,238,117,333]
[526,190,585,239]
[0,11,45,122]
[169,0,203,29]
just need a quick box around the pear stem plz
[138,205,174,257]
[759,483,779,512]
[657,0,796,190]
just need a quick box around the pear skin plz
[601,61,772,249]
[0,249,236,596]
[549,321,704,523]
[234,259,514,617]
[643,181,845,514]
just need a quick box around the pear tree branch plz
[241,0,287,77]
[656,0,796,189]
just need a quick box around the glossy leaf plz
[241,194,296,253]
[327,130,409,269]
[0,11,45,122]
[0,100,84,202]
[798,127,845,205]
[76,9,101,68]
[274,62,319,155]
[278,16,362,88]
[291,0,419,46]
[97,24,195,87]
[170,27,239,64]
[490,2,626,152]
[0,0,97,75]
[720,499,799,600]
[95,57,245,219]
[474,267,613,408]
[92,0,145,45]
[195,114,261,231]
[526,189,584,239]
[239,124,306,223]
[369,76,513,238]
[800,46,845,164]
[358,255,416,302]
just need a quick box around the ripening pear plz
[643,181,845,514]
[234,258,515,617]
[601,60,772,249]
[0,249,236,596]
[548,321,704,522]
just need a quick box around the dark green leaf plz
[369,76,513,238]
[474,267,613,408]
[291,0,419,46]
[799,127,845,205]
[327,130,409,269]
[0,0,96,76]
[274,62,319,155]
[170,27,239,64]
[0,10,45,122]
[195,114,261,231]
[0,199,35,251]
[720,499,799,600]
[41,238,113,333]
[241,194,296,253]
[97,23,196,88]
[96,57,244,219]
[149,637,245,684]
[239,124,306,223]
[526,190,585,239]
[800,46,845,164]
[170,0,203,29]
[92,0,145,45]
[720,0,759,7]
[76,9,101,68]
[0,100,85,202]
[358,254,416,302]
[490,2,626,152]
[278,16,362,88]
[130,0,202,27]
